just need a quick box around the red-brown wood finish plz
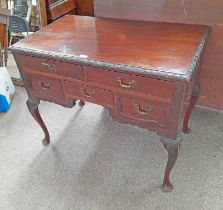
[64,81,114,108]
[38,0,48,27]
[39,0,76,27]
[76,0,94,16]
[0,25,5,65]
[94,0,223,110]
[11,16,209,192]
[0,7,10,66]
[116,94,172,133]
[46,0,76,21]
[19,54,84,80]
[85,67,174,100]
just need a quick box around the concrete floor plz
[0,86,223,210]
[7,52,21,79]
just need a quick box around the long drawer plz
[85,66,174,99]
[64,81,114,108]
[18,55,84,80]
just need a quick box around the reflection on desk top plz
[10,15,211,81]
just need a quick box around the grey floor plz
[0,86,223,210]
[7,52,21,79]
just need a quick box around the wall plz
[94,0,223,110]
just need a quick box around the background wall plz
[94,0,223,110]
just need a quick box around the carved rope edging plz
[9,26,211,82]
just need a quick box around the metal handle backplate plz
[117,77,136,88]
[135,103,152,115]
[40,82,50,90]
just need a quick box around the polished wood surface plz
[13,15,208,78]
[11,16,209,191]
[85,66,174,100]
[19,54,84,80]
[46,0,76,21]
[38,0,48,27]
[39,0,76,27]
[94,0,223,110]
[76,0,94,16]
[0,25,4,47]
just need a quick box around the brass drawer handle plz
[40,82,50,90]
[117,77,136,88]
[80,88,95,98]
[135,103,152,115]
[41,60,57,72]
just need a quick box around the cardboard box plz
[0,67,16,112]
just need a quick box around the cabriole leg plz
[183,82,200,134]
[160,135,182,192]
[26,98,50,145]
[79,100,85,106]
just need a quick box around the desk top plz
[10,15,210,81]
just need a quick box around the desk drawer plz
[85,66,174,99]
[19,55,84,80]
[27,74,65,102]
[64,81,114,108]
[117,95,171,129]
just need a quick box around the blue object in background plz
[0,67,16,112]
[0,94,10,112]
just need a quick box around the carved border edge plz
[9,26,210,82]
[185,26,211,80]
[9,46,188,81]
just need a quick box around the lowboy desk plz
[10,15,210,192]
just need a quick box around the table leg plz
[183,82,200,134]
[160,135,182,192]
[79,100,85,106]
[26,98,50,145]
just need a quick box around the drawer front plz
[85,66,174,99]
[28,74,65,102]
[64,81,114,108]
[19,55,84,80]
[117,95,172,129]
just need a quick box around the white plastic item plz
[0,67,16,112]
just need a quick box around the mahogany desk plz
[10,15,210,192]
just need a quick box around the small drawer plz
[28,74,65,102]
[19,55,84,80]
[117,95,172,129]
[64,81,114,108]
[85,66,174,99]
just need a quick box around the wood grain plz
[13,15,208,80]
[11,15,209,140]
[0,25,4,47]
[11,16,209,190]
[94,0,223,110]
[46,0,76,21]
[76,0,94,16]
